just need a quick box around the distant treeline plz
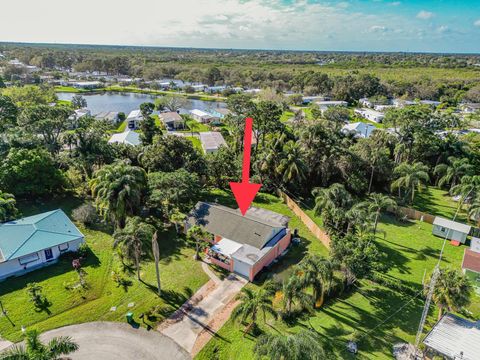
[1,43,480,103]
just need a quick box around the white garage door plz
[233,259,250,279]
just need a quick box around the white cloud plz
[390,1,401,6]
[474,19,480,27]
[417,10,434,20]
[369,25,390,33]
[436,25,450,34]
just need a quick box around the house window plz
[440,227,446,232]
[58,243,69,252]
[18,253,40,265]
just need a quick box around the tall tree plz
[434,157,473,190]
[89,161,147,229]
[0,95,18,131]
[0,190,18,222]
[187,225,209,261]
[254,330,326,360]
[232,286,277,334]
[366,193,397,236]
[113,217,155,281]
[428,268,472,320]
[297,255,334,308]
[152,231,161,295]
[391,162,430,203]
[0,329,78,360]
[71,95,87,109]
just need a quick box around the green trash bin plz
[126,312,133,323]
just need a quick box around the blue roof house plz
[0,210,84,281]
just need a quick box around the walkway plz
[0,338,12,353]
[35,322,190,360]
[159,261,247,355]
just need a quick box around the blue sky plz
[1,0,479,53]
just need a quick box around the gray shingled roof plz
[423,313,480,360]
[187,202,289,250]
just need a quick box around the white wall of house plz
[432,225,468,243]
[0,238,83,281]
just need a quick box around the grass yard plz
[0,196,209,342]
[186,136,203,152]
[182,119,211,133]
[412,187,468,222]
[280,111,294,122]
[196,191,479,360]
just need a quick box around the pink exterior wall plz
[214,235,222,244]
[249,230,292,280]
[210,257,232,271]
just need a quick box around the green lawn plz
[179,119,211,133]
[412,187,468,222]
[280,111,294,122]
[115,120,127,133]
[0,196,209,342]
[186,136,203,152]
[196,191,479,360]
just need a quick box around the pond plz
[57,92,227,115]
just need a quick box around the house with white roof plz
[354,108,385,123]
[432,217,471,245]
[342,122,376,138]
[127,109,143,130]
[108,130,141,146]
[0,210,84,281]
[186,202,291,281]
[190,109,217,123]
[423,313,480,360]
[460,103,480,114]
[314,100,348,113]
[73,81,102,89]
[199,131,227,153]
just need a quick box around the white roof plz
[342,122,376,138]
[356,108,384,117]
[316,100,348,106]
[433,217,471,234]
[127,109,142,120]
[199,132,227,151]
[108,131,141,146]
[211,238,243,257]
[190,109,211,117]
[423,314,480,360]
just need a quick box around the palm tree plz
[275,140,307,184]
[451,175,480,206]
[391,162,430,204]
[468,197,480,226]
[113,217,155,281]
[232,286,277,334]
[0,190,18,222]
[281,273,313,314]
[187,225,209,261]
[89,161,147,229]
[434,157,473,190]
[428,268,472,320]
[298,255,334,308]
[254,329,326,360]
[170,209,186,234]
[152,231,161,295]
[366,193,397,236]
[0,329,78,360]
[312,183,353,230]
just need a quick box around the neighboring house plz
[432,217,471,245]
[461,237,480,274]
[127,109,143,130]
[191,84,207,92]
[314,100,348,113]
[393,99,416,108]
[186,202,292,281]
[0,210,85,281]
[199,131,227,153]
[302,95,326,104]
[342,122,376,138]
[95,111,120,125]
[354,108,385,123]
[73,81,102,89]
[160,111,184,130]
[374,104,395,112]
[68,108,91,128]
[244,88,262,94]
[460,103,480,114]
[209,108,231,120]
[419,100,441,107]
[359,98,373,108]
[206,85,227,94]
[190,109,217,123]
[108,130,141,146]
[423,313,480,360]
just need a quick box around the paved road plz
[161,270,246,353]
[37,322,190,360]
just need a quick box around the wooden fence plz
[278,191,331,249]
[395,206,436,224]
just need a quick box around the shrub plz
[77,243,90,258]
[72,203,98,226]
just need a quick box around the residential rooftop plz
[433,217,471,234]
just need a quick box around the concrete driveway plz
[160,271,247,353]
[37,322,190,360]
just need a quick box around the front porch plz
[205,238,242,272]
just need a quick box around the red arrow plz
[229,117,262,216]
